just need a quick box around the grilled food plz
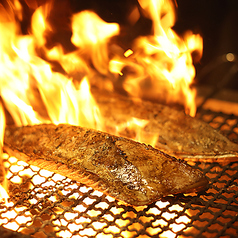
[94,91,238,162]
[4,124,208,206]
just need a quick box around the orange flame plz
[0,0,202,133]
[0,1,104,129]
[109,0,202,116]
[0,102,5,152]
[0,1,105,232]
[0,102,8,201]
[0,0,199,235]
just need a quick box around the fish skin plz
[4,124,208,206]
[93,91,238,162]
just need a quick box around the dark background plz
[174,0,238,90]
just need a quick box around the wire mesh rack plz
[0,107,238,238]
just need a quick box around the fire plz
[0,0,202,236]
[0,0,104,129]
[0,0,202,131]
[115,117,159,147]
[111,0,202,116]
[0,102,5,152]
[0,102,7,200]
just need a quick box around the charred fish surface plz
[4,124,208,206]
[94,91,238,162]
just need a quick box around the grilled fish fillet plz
[94,91,238,162]
[4,124,208,206]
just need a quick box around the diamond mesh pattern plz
[1,108,238,238]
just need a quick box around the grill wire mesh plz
[0,108,238,238]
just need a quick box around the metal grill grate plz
[1,108,238,238]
